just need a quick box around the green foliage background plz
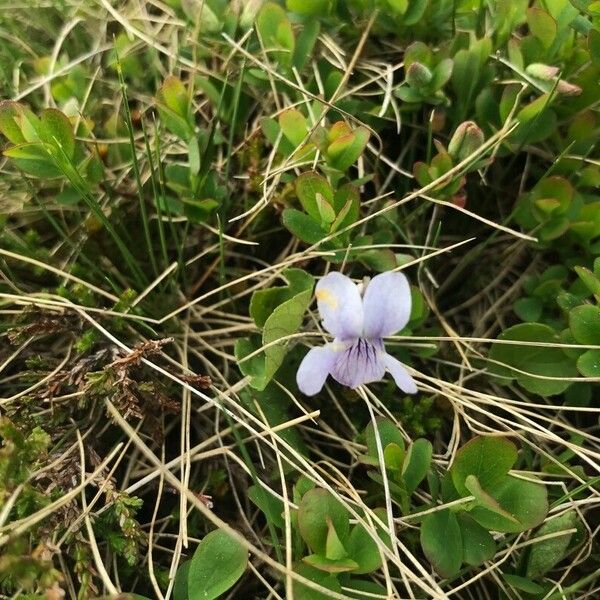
[0,0,599,598]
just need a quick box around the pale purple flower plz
[296,271,418,396]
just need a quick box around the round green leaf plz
[279,108,308,147]
[569,304,600,344]
[0,100,27,144]
[345,523,382,574]
[297,489,350,555]
[173,560,191,600]
[489,323,577,396]
[469,475,548,533]
[420,508,463,578]
[188,529,248,600]
[450,436,518,497]
[39,108,75,159]
[295,172,334,221]
[402,438,433,495]
[292,562,342,600]
[326,127,370,171]
[282,208,328,245]
[286,0,330,17]
[4,142,63,178]
[526,511,578,578]
[302,554,358,573]
[457,513,496,566]
[364,417,405,463]
[577,349,600,376]
[527,7,557,48]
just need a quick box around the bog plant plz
[1,0,599,598]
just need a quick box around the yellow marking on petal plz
[316,288,338,309]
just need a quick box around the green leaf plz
[158,102,194,140]
[588,28,600,65]
[450,436,518,497]
[403,41,432,70]
[343,580,388,600]
[469,475,548,533]
[526,511,578,578]
[514,297,543,322]
[574,266,600,296]
[302,554,358,573]
[451,38,492,105]
[404,0,429,25]
[325,518,348,560]
[569,304,600,344]
[292,562,342,600]
[364,418,405,462]
[279,108,308,147]
[465,475,520,526]
[256,2,295,67]
[358,249,397,272]
[577,349,600,376]
[420,509,463,578]
[331,183,359,227]
[387,0,408,14]
[261,285,314,387]
[293,19,320,70]
[533,176,573,213]
[316,193,336,224]
[383,442,404,471]
[295,171,334,221]
[402,438,433,495]
[183,198,218,222]
[503,574,545,594]
[249,268,314,328]
[326,126,370,171]
[297,489,350,555]
[173,561,191,600]
[248,485,285,529]
[188,137,200,175]
[188,529,248,600]
[282,208,328,244]
[261,116,282,147]
[489,323,577,396]
[395,85,425,103]
[345,523,383,574]
[236,271,313,390]
[0,100,27,144]
[4,143,62,178]
[181,0,221,31]
[429,58,454,90]
[527,7,557,48]
[39,108,75,159]
[539,216,570,241]
[286,0,330,16]
[517,92,552,123]
[160,76,189,117]
[457,513,496,566]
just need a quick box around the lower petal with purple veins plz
[330,338,386,389]
[296,345,339,396]
[383,352,418,394]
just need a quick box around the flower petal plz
[315,272,363,340]
[383,353,418,394]
[296,345,338,396]
[330,339,386,389]
[363,271,412,338]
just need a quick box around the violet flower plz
[296,271,418,396]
